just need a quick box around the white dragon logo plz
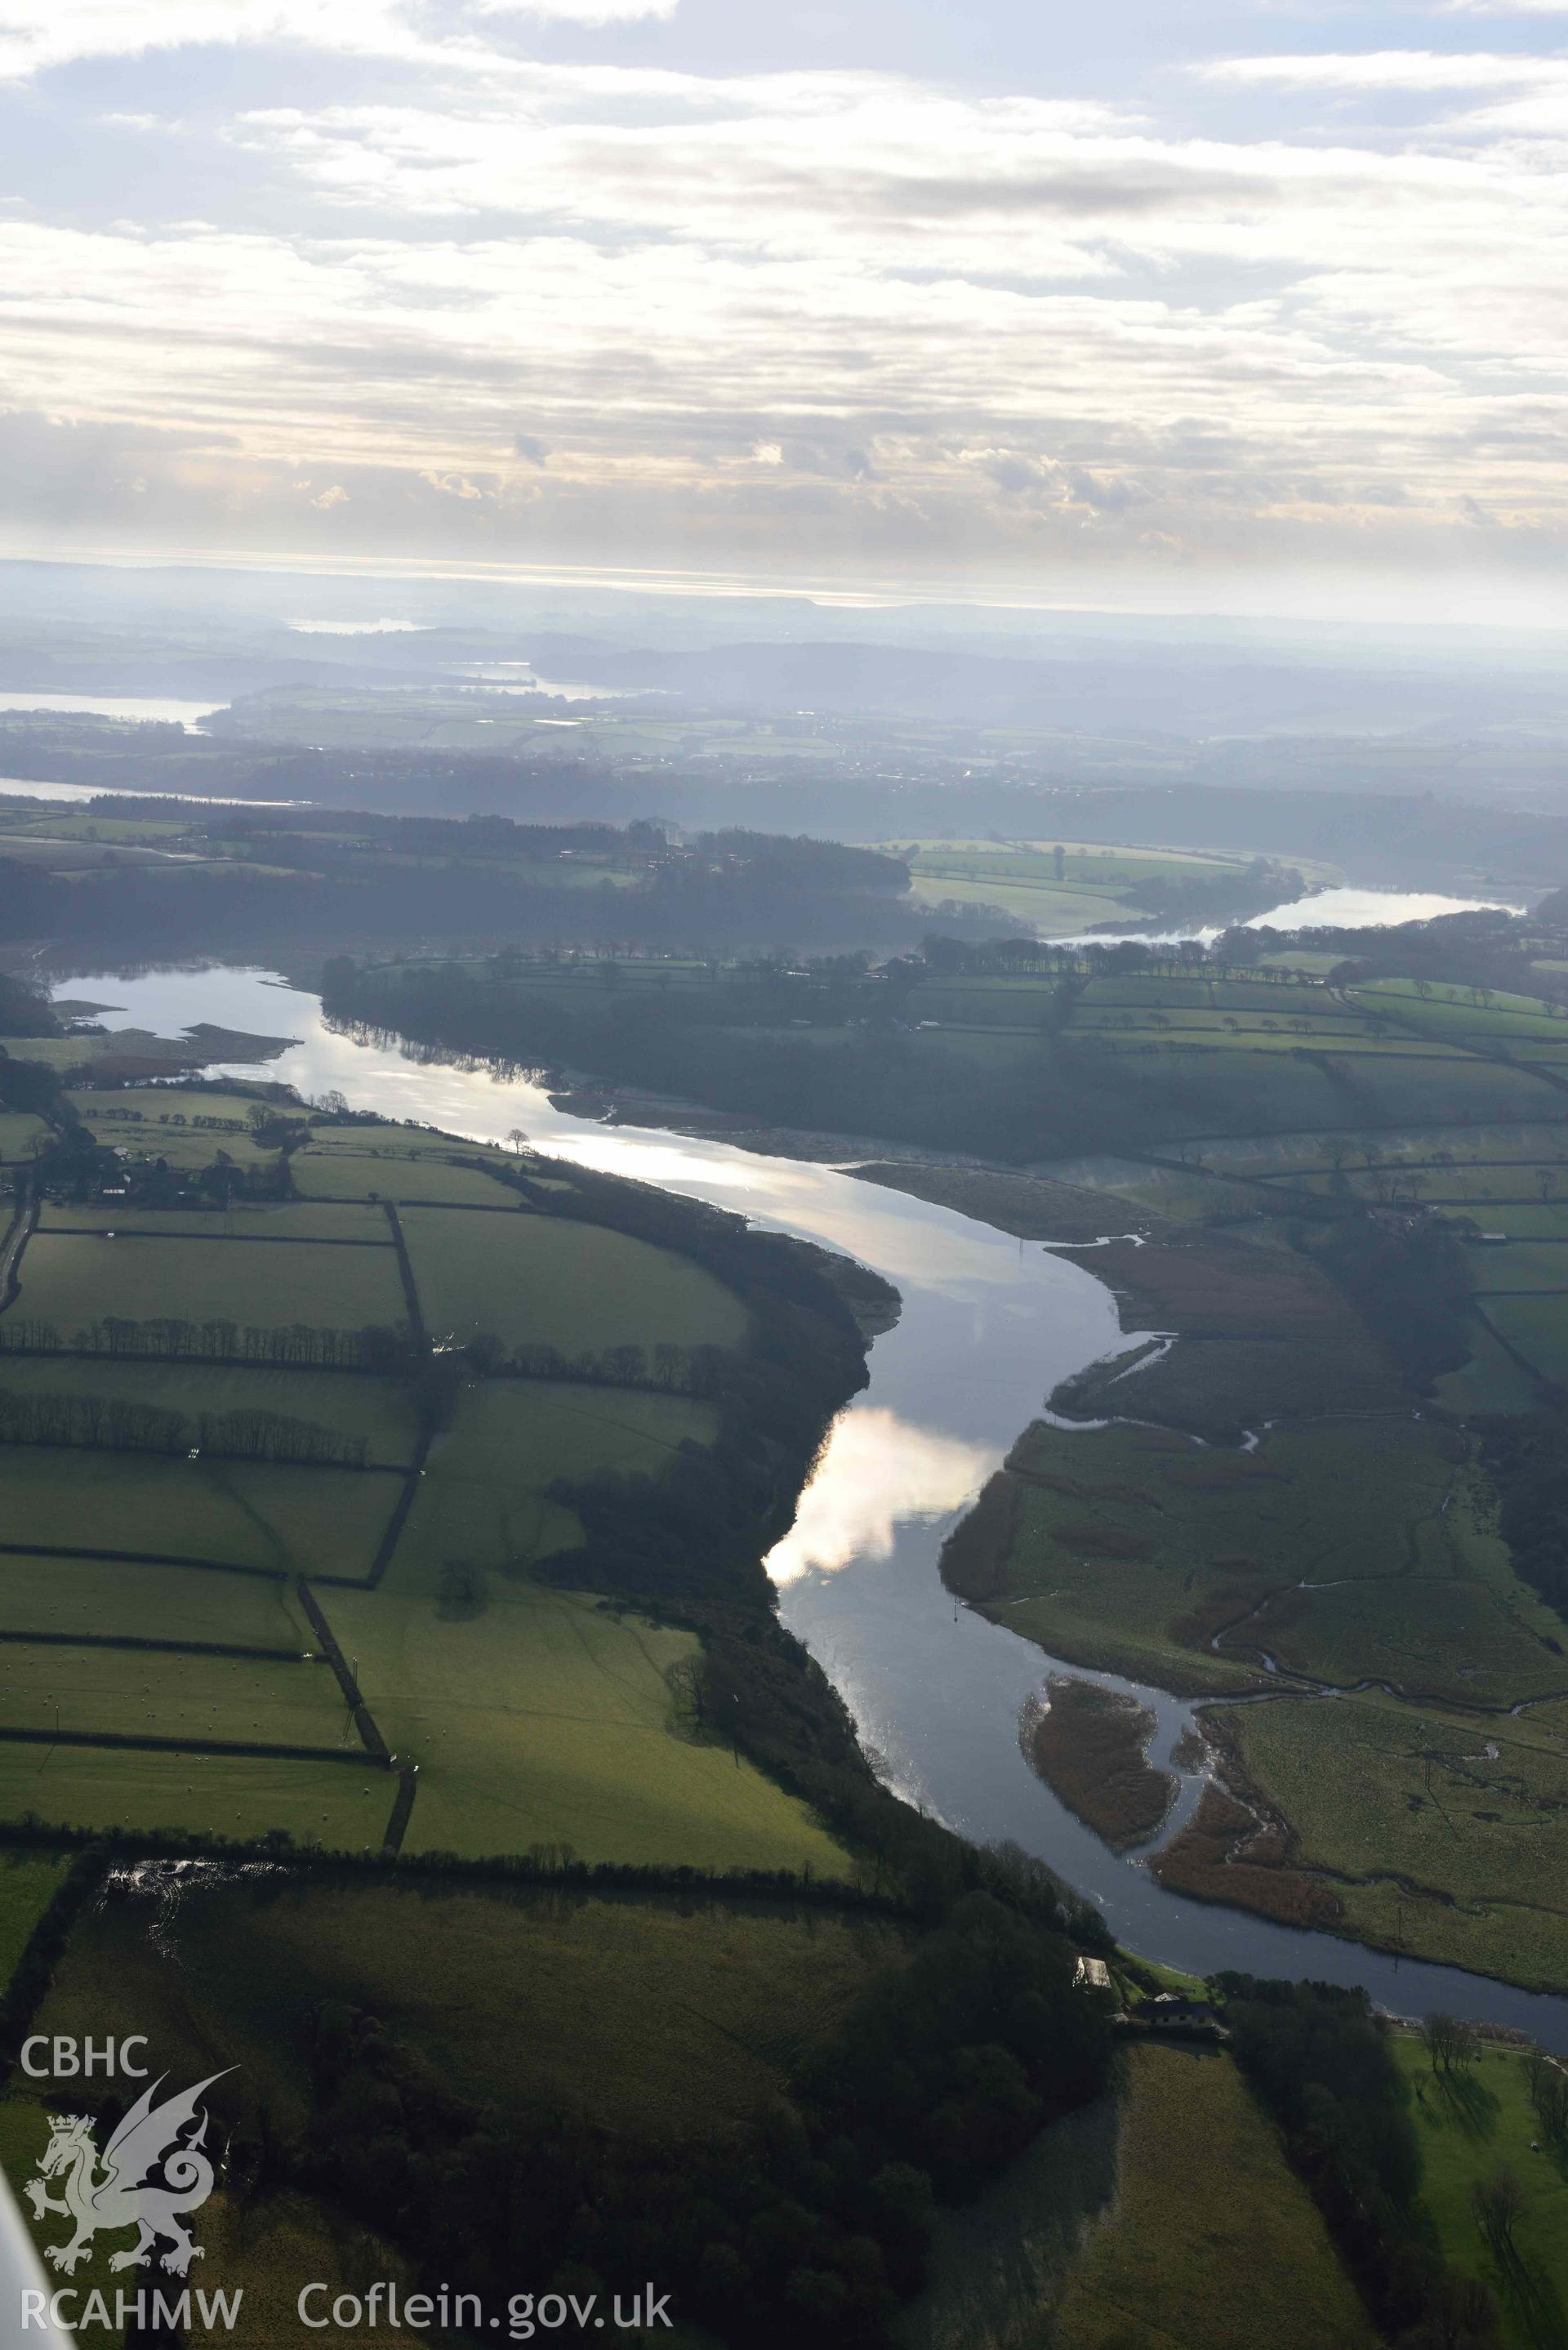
[23,2070,232,2276]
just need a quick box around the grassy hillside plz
[1049,2045,1379,2350]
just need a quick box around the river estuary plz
[47,961,1568,2049]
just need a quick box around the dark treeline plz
[1483,1415,1568,1621]
[7,729,1568,896]
[1218,1976,1502,2348]
[0,1313,413,1371]
[0,806,963,961]
[293,1890,1111,2349]
[324,960,1245,1163]
[0,1386,369,1466]
[477,1331,733,1398]
[1091,854,1304,931]
[1299,1213,1476,1394]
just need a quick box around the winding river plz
[48,961,1568,2049]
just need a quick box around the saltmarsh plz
[1221,1691,1568,1989]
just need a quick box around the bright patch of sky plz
[4,0,1568,615]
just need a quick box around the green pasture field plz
[1465,1242,1568,1291]
[1392,2030,1568,2340]
[909,877,1131,932]
[38,1198,394,1243]
[1079,976,1328,1012]
[0,1743,392,1844]
[1257,950,1347,974]
[0,1360,418,1460]
[3,810,186,841]
[1448,1204,1568,1238]
[293,1139,523,1206]
[332,1580,849,1873]
[898,839,1246,886]
[0,1552,312,1648]
[299,1117,521,1162]
[0,1852,68,1988]
[0,1447,398,1577]
[68,1086,273,1127]
[399,1205,749,1354]
[1067,1042,1353,1133]
[0,1639,348,1748]
[1352,978,1568,1037]
[1071,1005,1371,1040]
[1479,1294,1568,1385]
[1434,1316,1544,1415]
[1205,1121,1568,1180]
[16,1228,407,1332]
[29,1877,896,2148]
[1048,2045,1378,2350]
[1222,1690,1568,1989]
[905,977,1061,1025]
[1289,1165,1568,1206]
[17,1036,142,1072]
[1393,2038,1568,2350]
[0,1113,47,1160]
[1233,1055,1559,1130]
[383,1378,718,1598]
[904,1027,1041,1068]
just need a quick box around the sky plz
[4,0,1568,619]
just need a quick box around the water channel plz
[45,961,1568,2047]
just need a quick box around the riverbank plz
[36,961,1568,2043]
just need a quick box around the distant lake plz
[447,664,645,702]
[0,778,298,809]
[1247,884,1527,930]
[1058,883,1530,948]
[0,692,220,727]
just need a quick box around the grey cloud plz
[858,166,1279,220]
[985,453,1048,493]
[1058,465,1153,511]
[513,432,550,464]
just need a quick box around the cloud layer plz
[4,2,1568,607]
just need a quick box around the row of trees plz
[473,1334,733,1397]
[1219,1976,1503,2348]
[0,1313,415,1371]
[0,1386,370,1466]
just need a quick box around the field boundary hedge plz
[363,1427,435,1589]
[0,1723,375,1764]
[0,1627,304,1662]
[382,1200,427,1346]
[36,1227,396,1248]
[296,1577,391,1762]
